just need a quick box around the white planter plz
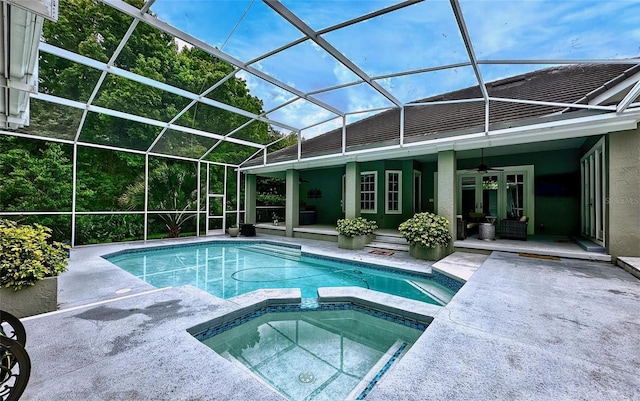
[0,276,58,318]
[338,234,367,250]
[228,227,240,237]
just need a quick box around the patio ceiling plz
[2,0,640,168]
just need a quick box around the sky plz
[149,0,640,137]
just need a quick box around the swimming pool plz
[106,241,461,305]
[195,303,426,401]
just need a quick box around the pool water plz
[201,309,423,401]
[106,242,456,304]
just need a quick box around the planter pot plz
[409,243,449,261]
[338,234,367,250]
[0,276,58,318]
[228,227,240,237]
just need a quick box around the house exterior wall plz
[299,166,344,225]
[607,128,640,258]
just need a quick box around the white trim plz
[360,171,377,214]
[580,137,606,245]
[385,170,402,214]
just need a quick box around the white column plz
[285,169,299,237]
[437,150,457,246]
[345,162,361,219]
[244,174,257,224]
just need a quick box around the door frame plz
[580,138,606,245]
[457,165,535,234]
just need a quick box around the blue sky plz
[150,0,640,136]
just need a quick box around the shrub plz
[336,217,378,237]
[399,212,452,248]
[0,219,70,290]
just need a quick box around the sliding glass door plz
[580,138,605,244]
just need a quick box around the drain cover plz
[298,372,315,384]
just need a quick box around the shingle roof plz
[252,63,640,165]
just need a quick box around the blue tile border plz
[102,240,301,259]
[357,342,408,399]
[103,240,463,294]
[192,302,429,342]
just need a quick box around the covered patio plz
[255,223,611,262]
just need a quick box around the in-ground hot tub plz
[192,302,429,401]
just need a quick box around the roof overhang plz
[240,110,640,174]
[0,3,43,129]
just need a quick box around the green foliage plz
[74,214,144,245]
[119,162,197,238]
[336,217,378,237]
[399,212,452,248]
[0,219,69,290]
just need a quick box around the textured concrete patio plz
[18,235,640,400]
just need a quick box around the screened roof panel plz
[174,101,252,136]
[151,129,220,159]
[205,74,265,116]
[16,99,82,141]
[204,141,260,165]
[321,1,469,77]
[234,70,298,113]
[41,0,133,60]
[460,0,640,61]
[78,112,161,151]
[255,40,361,94]
[280,0,400,31]
[228,121,272,145]
[37,55,103,103]
[92,75,193,123]
[266,98,340,131]
[150,0,305,62]
[310,82,396,114]
[377,66,478,104]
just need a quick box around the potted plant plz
[0,219,70,317]
[227,224,240,237]
[336,217,378,250]
[399,212,452,261]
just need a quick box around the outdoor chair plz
[499,216,529,240]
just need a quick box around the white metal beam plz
[264,0,403,108]
[449,0,489,111]
[617,80,640,114]
[32,92,264,148]
[97,0,344,118]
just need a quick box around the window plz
[385,170,402,214]
[360,171,377,213]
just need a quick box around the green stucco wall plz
[298,166,344,226]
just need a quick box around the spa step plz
[243,244,302,260]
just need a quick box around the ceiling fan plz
[467,148,503,173]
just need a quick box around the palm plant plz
[119,162,198,238]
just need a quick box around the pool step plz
[243,243,302,260]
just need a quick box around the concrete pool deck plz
[18,235,640,400]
